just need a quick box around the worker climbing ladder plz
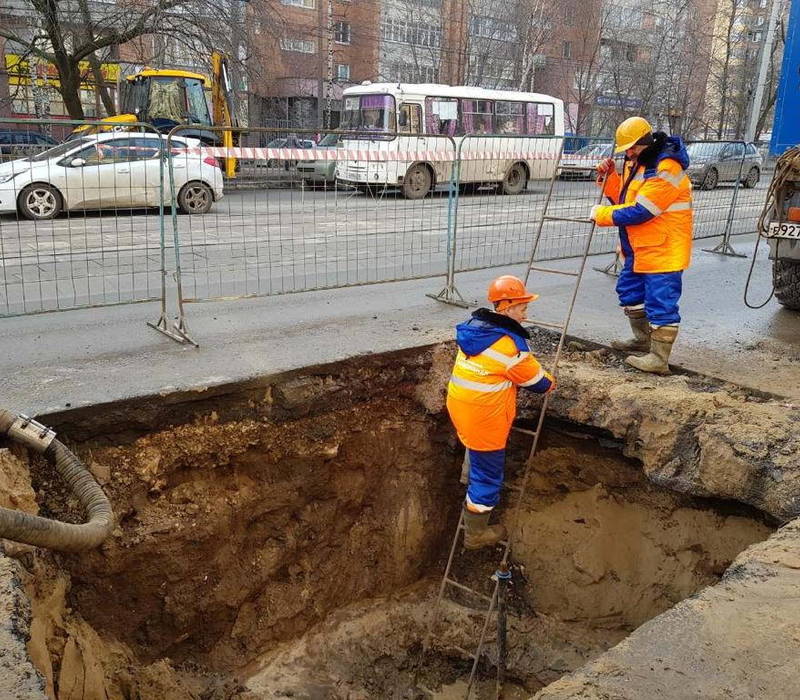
[417,155,613,699]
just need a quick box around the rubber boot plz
[611,308,650,352]
[625,325,678,375]
[462,507,507,550]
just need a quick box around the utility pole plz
[317,0,334,129]
[745,0,783,142]
[326,0,333,129]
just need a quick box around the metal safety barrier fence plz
[0,118,772,343]
[0,117,169,318]
[162,125,458,341]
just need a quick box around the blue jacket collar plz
[455,308,530,356]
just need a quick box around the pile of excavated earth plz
[0,335,798,699]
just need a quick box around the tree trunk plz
[87,53,116,116]
[57,60,85,120]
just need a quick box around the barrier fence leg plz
[703,151,747,258]
[147,145,199,346]
[593,251,622,277]
[427,149,472,308]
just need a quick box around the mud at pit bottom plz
[242,428,774,699]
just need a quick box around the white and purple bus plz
[335,82,565,198]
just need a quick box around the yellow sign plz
[4,54,120,87]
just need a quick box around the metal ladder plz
[418,163,611,699]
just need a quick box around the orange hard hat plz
[487,275,538,310]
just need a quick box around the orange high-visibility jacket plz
[446,310,554,451]
[594,136,693,274]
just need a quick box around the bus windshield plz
[340,94,396,134]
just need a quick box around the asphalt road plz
[0,177,767,316]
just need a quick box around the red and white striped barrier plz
[94,142,604,165]
[180,146,565,163]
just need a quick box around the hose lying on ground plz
[0,409,113,552]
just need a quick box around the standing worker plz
[446,275,555,550]
[589,117,693,374]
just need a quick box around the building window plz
[469,15,517,42]
[390,63,439,83]
[759,0,767,6]
[281,0,315,7]
[563,41,571,59]
[335,21,351,44]
[752,30,763,41]
[382,18,442,48]
[757,15,765,25]
[280,38,316,53]
[336,63,350,80]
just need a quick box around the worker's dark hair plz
[635,132,655,147]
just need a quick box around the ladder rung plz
[530,320,566,330]
[528,265,580,278]
[543,215,594,224]
[416,684,435,696]
[444,577,493,603]
[511,426,538,437]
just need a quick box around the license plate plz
[767,222,800,239]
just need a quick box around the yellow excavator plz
[71,52,238,176]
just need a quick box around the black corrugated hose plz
[0,409,113,551]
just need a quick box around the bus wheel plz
[502,163,527,195]
[403,164,432,199]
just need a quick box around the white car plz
[0,132,223,220]
[559,143,613,179]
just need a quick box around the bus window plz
[526,103,555,135]
[425,97,460,136]
[399,103,422,134]
[496,101,524,134]
[341,94,397,134]
[462,100,493,134]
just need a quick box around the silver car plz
[686,141,762,190]
[296,133,340,185]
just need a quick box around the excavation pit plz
[0,340,793,699]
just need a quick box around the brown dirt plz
[243,436,771,698]
[0,341,788,699]
[16,393,459,698]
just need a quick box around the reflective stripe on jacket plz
[594,135,693,274]
[447,333,553,451]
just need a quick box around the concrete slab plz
[0,232,798,418]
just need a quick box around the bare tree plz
[514,0,551,91]
[0,0,271,120]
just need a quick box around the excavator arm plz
[211,51,238,178]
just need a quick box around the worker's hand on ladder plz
[589,205,601,221]
[596,157,615,175]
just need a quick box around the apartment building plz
[249,0,379,129]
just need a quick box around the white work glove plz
[596,157,615,175]
[589,205,601,221]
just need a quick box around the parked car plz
[558,143,613,179]
[296,133,340,185]
[0,130,59,162]
[686,141,762,190]
[0,133,223,220]
[264,137,315,168]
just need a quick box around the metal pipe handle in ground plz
[0,410,113,551]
